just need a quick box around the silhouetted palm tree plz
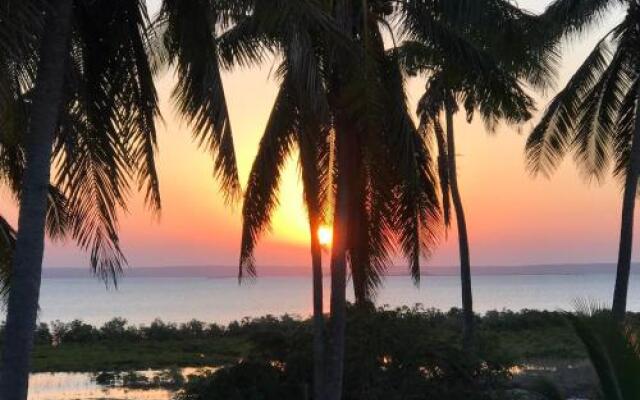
[157,3,338,398]
[395,0,551,351]
[526,0,638,321]
[238,25,332,400]
[0,1,167,398]
[321,3,442,399]
[239,2,442,398]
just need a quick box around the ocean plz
[32,270,640,325]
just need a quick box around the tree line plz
[0,0,637,400]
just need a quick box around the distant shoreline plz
[41,263,635,279]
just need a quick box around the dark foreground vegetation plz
[1,306,617,372]
[3,306,635,398]
[2,306,636,399]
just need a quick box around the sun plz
[318,225,333,247]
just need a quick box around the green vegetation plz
[30,338,249,372]
[7,307,637,373]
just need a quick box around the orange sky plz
[3,1,633,272]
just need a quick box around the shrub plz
[51,320,97,344]
[176,361,303,400]
[34,323,52,345]
[143,319,179,341]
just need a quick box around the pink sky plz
[2,1,633,272]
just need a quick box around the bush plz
[100,318,131,340]
[177,306,513,400]
[51,320,98,344]
[143,319,179,341]
[34,323,52,345]
[176,361,304,400]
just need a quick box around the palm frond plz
[239,79,298,280]
[382,53,440,284]
[526,36,613,177]
[572,44,632,181]
[613,76,640,181]
[568,309,640,400]
[0,213,16,301]
[159,0,240,202]
[540,0,623,39]
[73,0,163,212]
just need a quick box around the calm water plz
[29,372,171,400]
[34,272,640,325]
[29,368,212,400]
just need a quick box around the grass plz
[30,337,252,372]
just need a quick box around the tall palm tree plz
[156,2,340,398]
[240,74,331,400]
[321,3,441,399]
[238,3,442,399]
[0,1,167,398]
[418,73,533,350]
[395,0,556,350]
[526,0,638,321]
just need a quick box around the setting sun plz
[318,225,333,247]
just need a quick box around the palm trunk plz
[324,124,353,400]
[309,219,325,400]
[445,106,474,351]
[612,95,640,321]
[0,2,73,399]
[324,1,354,398]
[349,148,368,307]
[297,119,326,399]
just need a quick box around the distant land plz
[41,263,639,279]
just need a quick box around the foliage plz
[177,306,516,399]
[176,362,304,400]
[0,308,602,373]
[526,0,640,183]
[565,309,640,399]
[237,0,442,305]
[0,0,165,286]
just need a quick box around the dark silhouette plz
[397,0,547,350]
[527,0,639,321]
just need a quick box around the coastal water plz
[28,367,213,400]
[35,272,640,325]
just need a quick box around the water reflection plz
[29,367,213,400]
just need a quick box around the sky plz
[2,1,633,272]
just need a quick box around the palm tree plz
[0,1,258,396]
[241,75,331,400]
[157,2,339,398]
[238,3,442,399]
[317,3,441,399]
[0,3,76,398]
[393,0,551,351]
[0,1,168,398]
[526,0,638,321]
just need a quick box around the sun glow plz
[318,225,333,247]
